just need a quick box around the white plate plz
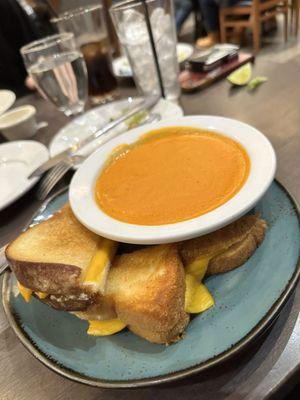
[49,97,183,164]
[70,116,276,244]
[0,141,49,211]
[0,90,16,116]
[113,43,194,78]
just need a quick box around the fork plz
[36,155,84,201]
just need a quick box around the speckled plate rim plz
[2,180,300,389]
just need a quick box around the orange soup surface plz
[95,127,250,225]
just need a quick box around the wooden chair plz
[219,0,289,54]
[290,0,299,35]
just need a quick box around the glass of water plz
[110,0,180,101]
[21,32,88,117]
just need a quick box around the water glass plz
[51,4,118,105]
[21,33,88,117]
[110,0,180,101]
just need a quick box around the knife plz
[29,96,159,179]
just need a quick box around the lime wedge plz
[247,76,268,91]
[227,63,252,86]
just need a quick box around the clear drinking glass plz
[21,33,88,117]
[110,0,180,101]
[51,5,118,105]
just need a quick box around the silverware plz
[29,96,159,179]
[36,155,84,201]
[36,112,161,201]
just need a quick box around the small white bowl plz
[0,105,38,140]
[0,140,49,211]
[0,90,16,116]
[69,116,276,244]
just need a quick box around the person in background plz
[0,0,37,96]
[174,0,193,33]
[20,0,56,38]
[196,0,240,47]
[0,0,55,96]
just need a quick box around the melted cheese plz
[17,282,32,302]
[87,319,126,336]
[82,238,117,291]
[18,282,48,301]
[36,291,48,299]
[185,256,210,280]
[184,274,214,314]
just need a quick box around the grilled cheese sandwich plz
[17,245,214,341]
[8,205,267,344]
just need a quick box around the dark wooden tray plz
[179,52,255,93]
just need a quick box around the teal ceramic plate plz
[2,180,300,388]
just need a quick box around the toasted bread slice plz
[180,215,267,275]
[6,205,103,300]
[72,293,117,321]
[66,244,189,342]
[104,244,189,344]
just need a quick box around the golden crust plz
[7,259,81,294]
[129,310,189,344]
[207,217,266,274]
[106,244,189,344]
[6,204,99,294]
[180,215,267,275]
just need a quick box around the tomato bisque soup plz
[95,127,250,225]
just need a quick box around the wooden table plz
[0,59,299,400]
